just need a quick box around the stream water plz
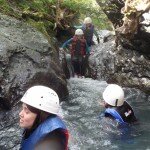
[62,78,150,150]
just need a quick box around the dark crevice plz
[0,97,11,110]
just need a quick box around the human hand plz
[59,48,65,54]
[99,100,105,107]
[59,47,64,51]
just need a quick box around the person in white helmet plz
[60,29,89,77]
[74,17,100,47]
[101,84,137,125]
[19,86,69,150]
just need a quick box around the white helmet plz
[21,86,60,115]
[75,29,84,35]
[103,84,124,106]
[84,17,92,24]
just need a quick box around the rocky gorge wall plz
[89,30,150,94]
[0,14,68,110]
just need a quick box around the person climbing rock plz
[75,17,100,47]
[60,29,89,77]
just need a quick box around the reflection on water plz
[0,77,150,150]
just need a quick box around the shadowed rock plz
[0,14,68,110]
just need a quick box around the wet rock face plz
[0,14,68,110]
[89,30,150,94]
[96,0,124,28]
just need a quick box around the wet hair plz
[23,104,56,139]
[104,102,112,108]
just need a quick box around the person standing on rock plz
[60,29,89,77]
[73,17,100,77]
[74,17,100,47]
[19,85,69,150]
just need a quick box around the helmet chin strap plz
[115,99,118,106]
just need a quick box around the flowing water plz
[0,78,150,150]
[61,78,150,150]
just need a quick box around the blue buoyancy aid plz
[21,116,68,150]
[104,101,137,126]
[105,108,128,126]
[82,24,94,46]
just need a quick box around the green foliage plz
[0,0,12,14]
[62,0,111,29]
[27,19,46,33]
[0,0,111,36]
[62,0,90,12]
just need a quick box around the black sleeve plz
[34,129,66,150]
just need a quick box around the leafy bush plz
[0,0,111,35]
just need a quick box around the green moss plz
[26,18,55,46]
[0,0,11,13]
[27,19,52,33]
